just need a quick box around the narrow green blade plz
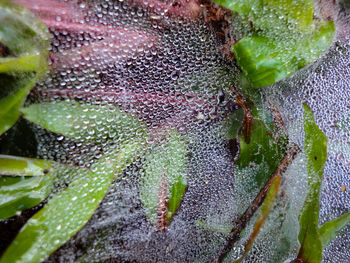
[0,154,52,176]
[319,213,350,247]
[297,104,327,263]
[0,140,143,263]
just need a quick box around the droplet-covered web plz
[19,0,242,262]
[261,9,350,263]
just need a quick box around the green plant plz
[0,0,349,262]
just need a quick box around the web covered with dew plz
[22,0,240,262]
[4,0,350,262]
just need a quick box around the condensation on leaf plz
[0,1,49,135]
[0,0,348,263]
[260,3,350,262]
[140,130,187,229]
[1,0,241,262]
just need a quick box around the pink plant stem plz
[157,172,168,232]
[13,0,86,21]
[127,0,202,19]
[44,22,158,70]
[15,0,202,24]
[41,18,149,38]
[37,88,215,112]
[42,19,108,35]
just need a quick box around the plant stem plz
[157,172,168,232]
[13,0,85,21]
[48,32,156,71]
[216,142,300,263]
[128,0,201,19]
[37,88,214,108]
[234,94,253,144]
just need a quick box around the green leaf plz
[140,131,187,229]
[0,0,49,57]
[234,175,281,263]
[296,21,335,66]
[215,0,334,88]
[263,0,314,30]
[0,75,37,135]
[0,156,57,219]
[0,174,54,220]
[233,36,291,88]
[21,101,146,142]
[225,108,245,140]
[233,21,334,88]
[0,140,143,263]
[0,1,49,135]
[235,109,287,191]
[297,104,327,263]
[0,154,52,176]
[195,220,232,234]
[214,0,313,33]
[0,92,24,135]
[0,55,42,73]
[319,213,350,247]
[167,174,187,223]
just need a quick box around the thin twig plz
[234,94,253,144]
[216,142,300,263]
[157,172,168,232]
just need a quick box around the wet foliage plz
[0,0,349,262]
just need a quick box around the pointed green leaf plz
[319,213,350,247]
[233,36,291,88]
[214,0,313,32]
[0,75,38,135]
[234,175,281,263]
[0,157,58,221]
[233,21,334,88]
[21,101,146,142]
[0,55,42,73]
[0,1,49,135]
[297,104,327,263]
[0,174,53,220]
[0,154,52,176]
[0,91,24,135]
[140,131,187,228]
[0,140,143,263]
[215,0,334,88]
[235,109,287,192]
[0,0,49,57]
[167,175,187,222]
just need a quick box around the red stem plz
[48,30,157,70]
[157,172,168,232]
[13,0,86,21]
[37,88,215,111]
[216,144,300,263]
[127,0,202,20]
